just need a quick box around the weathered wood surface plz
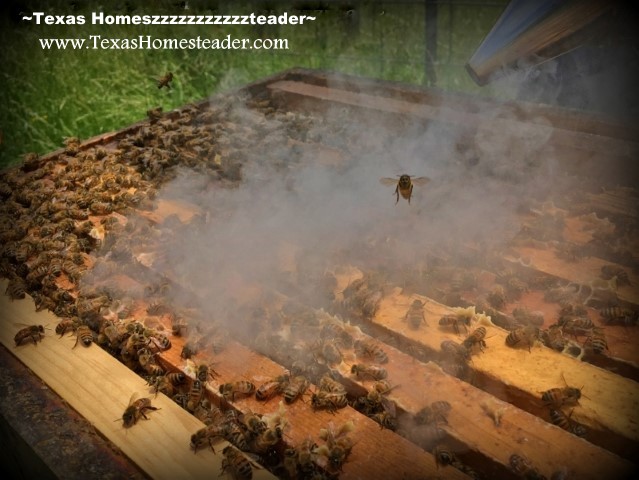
[0,280,276,480]
[267,79,639,162]
[158,338,469,480]
[339,273,639,461]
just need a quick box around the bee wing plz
[411,176,432,186]
[128,391,141,406]
[381,398,397,416]
[380,177,398,186]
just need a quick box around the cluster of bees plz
[541,375,587,438]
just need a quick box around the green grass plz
[0,0,507,169]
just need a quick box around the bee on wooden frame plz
[121,393,160,428]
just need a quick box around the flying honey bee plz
[122,393,159,428]
[380,174,431,204]
[157,71,174,90]
[14,325,46,346]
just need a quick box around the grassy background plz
[0,0,509,168]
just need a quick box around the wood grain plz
[0,280,276,480]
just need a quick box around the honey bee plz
[72,325,94,349]
[251,426,283,454]
[122,393,159,428]
[380,174,431,204]
[311,390,349,413]
[432,444,457,467]
[405,299,427,329]
[549,409,587,437]
[190,424,225,453]
[540,324,566,351]
[509,454,546,480]
[138,348,165,376]
[220,445,253,480]
[149,375,175,397]
[187,380,205,412]
[599,306,638,326]
[354,338,388,364]
[462,326,487,352]
[284,438,317,478]
[414,400,452,425]
[170,313,189,336]
[195,363,219,383]
[157,71,174,90]
[583,327,608,354]
[166,372,187,386]
[220,381,256,402]
[223,418,250,452]
[351,363,388,381]
[438,313,469,334]
[505,326,540,352]
[600,264,630,286]
[487,285,506,310]
[5,277,27,300]
[193,399,223,427]
[440,340,470,362]
[283,375,309,404]
[147,107,163,123]
[14,325,45,346]
[320,322,354,348]
[256,374,290,401]
[369,411,398,430]
[559,316,594,338]
[317,421,355,473]
[241,410,267,435]
[512,307,544,327]
[541,375,582,409]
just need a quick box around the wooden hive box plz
[1,68,638,480]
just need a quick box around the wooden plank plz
[0,281,276,480]
[329,332,634,480]
[506,246,639,306]
[158,337,468,480]
[286,68,639,142]
[333,270,639,460]
[267,80,639,161]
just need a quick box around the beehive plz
[1,68,638,480]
